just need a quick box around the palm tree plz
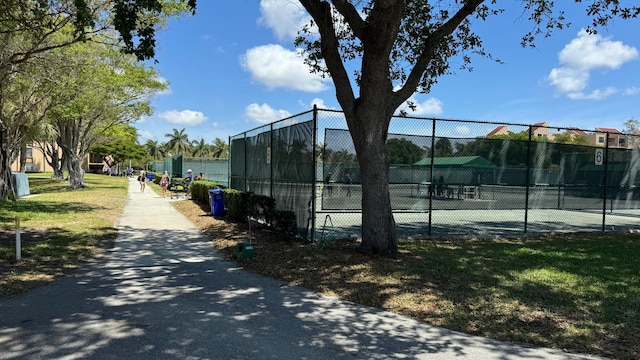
[158,142,170,158]
[210,137,229,158]
[34,121,65,179]
[144,139,162,160]
[191,137,210,157]
[164,128,191,156]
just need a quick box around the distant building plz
[11,143,109,173]
[485,122,554,140]
[591,127,627,149]
[486,125,509,137]
[10,144,55,173]
[484,123,636,149]
[565,127,589,139]
[530,122,554,140]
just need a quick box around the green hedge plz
[223,189,251,222]
[190,180,225,204]
[194,187,297,238]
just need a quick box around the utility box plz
[12,173,30,198]
[235,243,254,259]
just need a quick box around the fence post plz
[602,133,609,232]
[311,105,318,241]
[270,123,274,199]
[427,119,436,236]
[524,126,532,233]
[244,132,248,192]
[227,135,231,187]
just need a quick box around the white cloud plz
[397,96,443,116]
[547,67,589,93]
[547,30,639,99]
[158,110,208,126]
[624,86,640,96]
[244,103,292,124]
[299,97,336,110]
[558,31,638,70]
[455,126,470,135]
[258,0,311,41]
[567,86,617,100]
[138,130,155,141]
[310,98,330,109]
[240,44,329,92]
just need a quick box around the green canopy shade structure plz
[412,156,498,186]
[413,155,497,169]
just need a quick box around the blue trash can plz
[209,189,225,217]
[147,173,153,181]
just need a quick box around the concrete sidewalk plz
[0,178,605,359]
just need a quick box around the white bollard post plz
[15,217,21,261]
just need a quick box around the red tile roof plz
[531,122,549,131]
[566,127,588,137]
[595,127,622,134]
[486,125,508,137]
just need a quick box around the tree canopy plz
[385,138,424,165]
[90,124,146,168]
[0,0,190,198]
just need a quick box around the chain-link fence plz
[230,111,315,237]
[230,108,640,241]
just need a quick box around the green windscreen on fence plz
[181,158,229,186]
[230,113,315,236]
[230,135,246,191]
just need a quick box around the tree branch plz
[299,0,357,114]
[331,0,367,39]
[394,0,485,106]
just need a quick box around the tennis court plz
[315,184,640,240]
[315,207,640,241]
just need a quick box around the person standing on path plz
[159,171,170,197]
[185,169,194,198]
[345,173,353,197]
[139,170,147,192]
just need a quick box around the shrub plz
[191,180,225,205]
[248,195,275,225]
[224,189,251,222]
[272,210,297,237]
[222,189,298,237]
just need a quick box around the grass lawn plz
[0,173,128,298]
[1,176,638,359]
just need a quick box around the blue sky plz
[135,1,640,145]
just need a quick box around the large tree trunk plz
[350,108,398,258]
[57,118,90,188]
[18,143,27,172]
[42,142,64,179]
[0,130,16,201]
[301,0,405,257]
[66,151,85,189]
